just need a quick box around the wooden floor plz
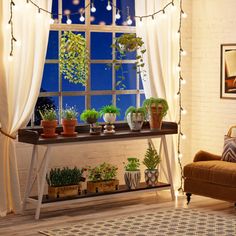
[0,191,235,236]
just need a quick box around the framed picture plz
[221,44,236,99]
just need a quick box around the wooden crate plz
[48,185,80,199]
[87,180,119,193]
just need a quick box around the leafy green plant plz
[111,34,146,89]
[88,163,118,182]
[61,106,78,120]
[143,141,161,170]
[59,31,89,85]
[80,109,99,123]
[143,97,169,118]
[39,106,57,121]
[125,106,147,118]
[124,157,140,171]
[46,167,86,187]
[99,105,120,116]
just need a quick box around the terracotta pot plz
[145,169,159,187]
[149,105,163,130]
[61,119,77,136]
[41,120,58,138]
[126,112,144,131]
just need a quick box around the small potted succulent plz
[87,162,119,193]
[80,109,102,134]
[39,106,58,138]
[124,157,141,190]
[46,167,86,199]
[61,106,78,137]
[143,97,168,130]
[99,105,120,134]
[143,141,161,187]
[125,106,146,131]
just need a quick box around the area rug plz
[39,208,236,236]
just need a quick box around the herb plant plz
[143,141,161,170]
[88,163,118,182]
[39,106,57,121]
[59,31,89,85]
[46,167,86,187]
[80,109,99,122]
[125,106,147,118]
[124,157,140,171]
[61,106,78,120]
[99,105,120,116]
[143,97,169,118]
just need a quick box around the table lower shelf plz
[29,182,171,205]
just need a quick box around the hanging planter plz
[59,31,89,86]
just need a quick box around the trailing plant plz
[88,163,118,182]
[111,33,146,89]
[125,106,147,118]
[143,141,161,170]
[99,105,120,116]
[124,157,140,171]
[59,31,89,85]
[61,106,78,120]
[143,97,169,118]
[46,167,86,187]
[80,109,99,122]
[39,106,57,121]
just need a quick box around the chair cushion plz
[184,160,236,188]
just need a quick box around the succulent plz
[124,157,140,171]
[80,109,99,123]
[143,141,161,170]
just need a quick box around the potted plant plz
[61,106,78,137]
[46,167,86,199]
[124,157,141,190]
[80,109,102,134]
[143,97,169,130]
[39,106,58,138]
[99,105,120,134]
[111,33,146,89]
[125,106,147,131]
[59,31,89,86]
[143,141,161,187]
[87,162,119,193]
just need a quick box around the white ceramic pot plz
[103,113,117,124]
[126,112,144,131]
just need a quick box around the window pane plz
[140,93,146,106]
[115,33,137,60]
[91,32,112,60]
[91,64,112,90]
[34,96,59,126]
[62,76,86,92]
[51,0,58,21]
[63,96,85,122]
[91,95,113,122]
[116,94,136,121]
[46,31,59,60]
[139,74,144,90]
[115,64,137,90]
[41,64,59,92]
[62,0,85,24]
[116,0,135,26]
[91,0,112,25]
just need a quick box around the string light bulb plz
[177,64,181,72]
[91,2,96,13]
[181,10,187,18]
[127,16,132,25]
[49,16,54,24]
[138,17,143,26]
[180,49,187,56]
[115,9,121,20]
[106,1,112,11]
[80,13,85,22]
[178,153,183,159]
[66,15,72,24]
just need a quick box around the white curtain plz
[0,0,52,216]
[135,0,180,187]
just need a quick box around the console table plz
[18,121,177,220]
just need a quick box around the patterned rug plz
[39,208,236,236]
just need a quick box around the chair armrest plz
[193,150,221,162]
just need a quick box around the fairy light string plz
[8,0,186,191]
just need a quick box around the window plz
[33,0,144,126]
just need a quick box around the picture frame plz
[220,44,236,99]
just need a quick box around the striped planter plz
[124,171,141,190]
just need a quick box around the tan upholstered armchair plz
[183,150,236,205]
